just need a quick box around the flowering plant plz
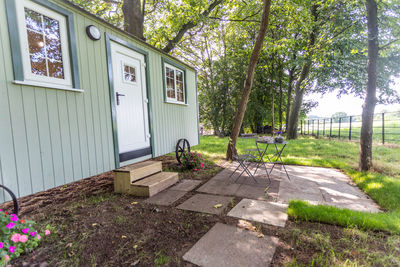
[182,152,205,171]
[0,209,51,265]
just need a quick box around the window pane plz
[27,30,45,55]
[30,55,47,76]
[43,15,60,39]
[25,8,43,32]
[46,37,62,61]
[123,65,136,82]
[177,91,184,102]
[176,70,183,82]
[48,60,64,79]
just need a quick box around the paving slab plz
[177,194,233,215]
[278,186,324,204]
[144,190,187,206]
[183,223,279,267]
[322,193,381,213]
[169,179,202,192]
[228,199,288,227]
[196,180,241,196]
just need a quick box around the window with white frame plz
[16,0,73,88]
[164,63,185,104]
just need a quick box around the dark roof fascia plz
[60,0,196,72]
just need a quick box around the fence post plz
[323,119,325,136]
[349,116,352,140]
[382,113,385,144]
[330,118,332,138]
[317,120,319,138]
[301,120,303,135]
[339,117,341,139]
[312,120,314,136]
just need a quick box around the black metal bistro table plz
[255,139,291,181]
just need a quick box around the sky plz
[305,78,400,118]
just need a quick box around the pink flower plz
[22,228,29,234]
[36,234,41,240]
[9,246,15,254]
[29,231,36,237]
[5,222,14,229]
[9,214,18,222]
[19,235,28,243]
[194,169,198,171]
[10,233,21,243]
[200,163,204,168]
[44,230,51,236]
[4,255,9,261]
[0,242,3,248]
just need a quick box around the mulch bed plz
[1,156,394,266]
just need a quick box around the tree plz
[359,0,379,171]
[226,0,272,160]
[122,0,145,39]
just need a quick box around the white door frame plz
[105,34,154,168]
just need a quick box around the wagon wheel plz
[175,139,191,164]
[0,185,19,215]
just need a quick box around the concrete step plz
[131,172,179,197]
[114,161,162,194]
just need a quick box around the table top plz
[256,140,288,144]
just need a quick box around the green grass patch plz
[288,200,400,234]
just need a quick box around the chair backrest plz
[240,133,257,151]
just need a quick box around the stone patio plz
[177,193,233,215]
[198,162,381,213]
[183,223,279,267]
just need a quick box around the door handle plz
[116,92,125,105]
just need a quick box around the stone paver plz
[169,179,202,192]
[144,190,187,206]
[177,194,232,215]
[183,223,279,267]
[228,199,288,227]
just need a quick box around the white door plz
[110,42,151,162]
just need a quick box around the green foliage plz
[181,151,205,171]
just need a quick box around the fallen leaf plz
[133,245,138,249]
[131,201,139,205]
[122,235,127,239]
[92,223,98,227]
[237,220,256,232]
[214,204,223,209]
[257,233,265,238]
[65,243,73,248]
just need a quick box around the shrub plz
[182,152,205,171]
[0,209,51,265]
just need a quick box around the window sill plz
[165,100,188,106]
[13,80,84,93]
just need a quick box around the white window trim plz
[164,63,186,105]
[15,0,73,88]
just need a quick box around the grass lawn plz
[195,135,400,233]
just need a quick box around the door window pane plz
[123,64,136,83]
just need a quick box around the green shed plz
[0,0,199,201]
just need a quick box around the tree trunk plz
[226,0,272,160]
[359,0,378,171]
[286,61,313,139]
[122,0,145,39]
[286,4,318,139]
[285,66,296,130]
[270,77,275,133]
[278,61,283,132]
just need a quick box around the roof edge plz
[61,0,196,71]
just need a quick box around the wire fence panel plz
[297,111,400,144]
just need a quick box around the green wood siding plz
[0,0,199,201]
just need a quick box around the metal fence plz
[298,111,400,144]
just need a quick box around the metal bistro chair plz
[229,134,258,184]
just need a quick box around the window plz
[164,63,185,104]
[123,64,136,83]
[6,0,80,90]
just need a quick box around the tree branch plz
[162,0,224,53]
[379,38,400,50]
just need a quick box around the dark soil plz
[2,156,396,266]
